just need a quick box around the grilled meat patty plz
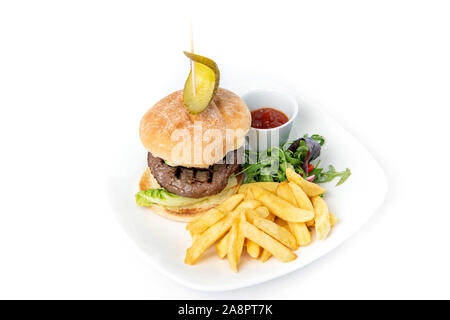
[147,150,241,198]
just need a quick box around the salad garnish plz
[239,134,351,186]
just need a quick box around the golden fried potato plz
[260,214,276,262]
[241,222,297,262]
[215,232,230,259]
[288,181,314,211]
[186,194,244,235]
[186,208,227,235]
[274,184,312,247]
[227,222,239,271]
[218,193,245,212]
[330,211,338,226]
[251,186,314,222]
[253,216,297,250]
[287,221,311,247]
[245,207,268,259]
[260,251,272,262]
[185,212,236,265]
[244,189,254,200]
[274,218,302,250]
[312,196,331,240]
[238,182,279,194]
[306,219,315,228]
[286,168,325,197]
[246,238,260,259]
[276,181,297,206]
[245,210,260,224]
[254,206,270,218]
[236,199,262,211]
[227,211,246,272]
[245,207,268,223]
[274,216,288,227]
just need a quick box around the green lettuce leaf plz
[135,189,203,207]
[135,176,238,207]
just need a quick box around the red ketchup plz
[251,107,289,129]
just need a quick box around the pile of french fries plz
[184,168,338,272]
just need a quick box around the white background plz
[1,0,449,299]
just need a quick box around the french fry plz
[227,223,239,271]
[244,189,254,200]
[329,212,338,226]
[276,181,296,205]
[190,199,261,264]
[232,200,262,226]
[286,168,325,197]
[215,232,230,259]
[185,213,236,265]
[247,209,283,256]
[251,186,314,222]
[275,218,302,250]
[245,207,269,224]
[186,194,244,235]
[253,216,297,250]
[244,208,267,258]
[288,221,311,246]
[260,214,276,262]
[312,196,331,240]
[260,252,272,262]
[274,216,287,227]
[254,206,270,218]
[218,193,245,212]
[234,199,262,212]
[275,182,312,246]
[238,182,279,194]
[241,222,297,262]
[227,211,246,272]
[246,238,260,259]
[306,219,315,228]
[245,209,261,224]
[288,182,314,211]
[186,208,227,235]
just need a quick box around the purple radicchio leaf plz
[288,137,321,176]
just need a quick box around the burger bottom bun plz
[138,168,243,222]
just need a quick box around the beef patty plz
[147,150,241,198]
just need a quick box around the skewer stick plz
[190,20,196,96]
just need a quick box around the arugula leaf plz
[285,151,301,165]
[309,160,323,177]
[336,168,352,186]
[314,165,351,186]
[303,134,325,146]
[311,134,325,146]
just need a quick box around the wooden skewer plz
[190,20,196,96]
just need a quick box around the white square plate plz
[105,90,387,292]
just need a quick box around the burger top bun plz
[139,88,251,168]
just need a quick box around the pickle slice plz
[183,51,220,114]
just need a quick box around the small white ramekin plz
[242,88,299,152]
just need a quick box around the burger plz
[136,88,251,222]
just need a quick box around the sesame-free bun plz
[138,168,243,222]
[139,88,251,168]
